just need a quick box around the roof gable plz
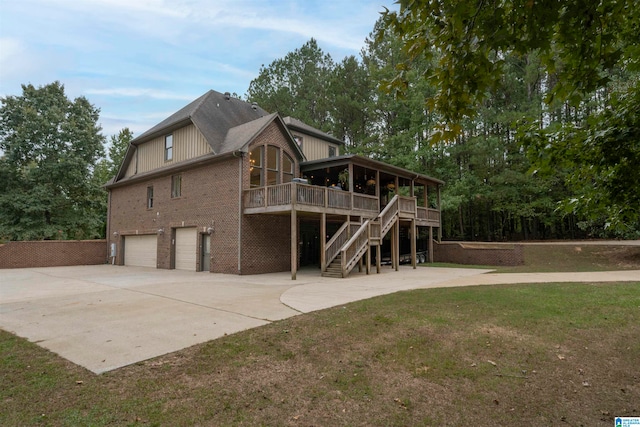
[222,113,305,161]
[132,90,269,154]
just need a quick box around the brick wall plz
[108,156,241,273]
[0,240,107,269]
[108,120,303,275]
[240,121,301,274]
[433,241,525,266]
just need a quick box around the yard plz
[1,244,639,426]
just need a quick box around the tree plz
[382,0,639,133]
[382,0,640,237]
[0,82,106,240]
[94,127,133,185]
[246,39,334,131]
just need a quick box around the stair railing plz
[324,221,350,271]
[340,220,371,277]
[378,195,399,238]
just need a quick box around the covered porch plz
[243,155,444,279]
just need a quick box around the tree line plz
[2,1,638,241]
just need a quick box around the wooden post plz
[320,212,326,271]
[291,209,297,280]
[395,221,400,271]
[376,244,381,273]
[429,226,434,263]
[390,222,395,270]
[411,219,417,269]
[366,222,371,274]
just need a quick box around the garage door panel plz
[175,228,197,271]
[124,235,157,268]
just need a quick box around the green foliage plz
[524,80,640,237]
[0,82,106,240]
[246,38,334,131]
[382,0,640,130]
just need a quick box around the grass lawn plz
[2,281,639,426]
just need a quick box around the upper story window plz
[164,134,173,161]
[283,153,294,183]
[171,174,181,198]
[266,146,279,186]
[249,146,263,187]
[328,145,336,157]
[293,135,303,150]
[147,186,154,209]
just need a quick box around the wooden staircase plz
[322,195,412,278]
[322,254,343,278]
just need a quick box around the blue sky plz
[0,0,393,139]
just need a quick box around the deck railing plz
[398,196,417,216]
[244,182,378,215]
[417,207,441,223]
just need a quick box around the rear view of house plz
[106,90,443,279]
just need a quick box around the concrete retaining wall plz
[434,241,525,266]
[0,240,107,269]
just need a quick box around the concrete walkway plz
[1,265,638,374]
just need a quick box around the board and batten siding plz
[124,124,211,177]
[292,131,340,162]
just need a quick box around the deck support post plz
[395,221,400,271]
[291,209,297,280]
[429,226,434,263]
[320,212,326,271]
[411,219,417,269]
[376,244,381,274]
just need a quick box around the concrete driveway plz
[1,265,638,374]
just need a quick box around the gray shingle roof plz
[132,90,270,155]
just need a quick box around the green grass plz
[2,281,639,426]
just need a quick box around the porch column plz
[366,222,371,275]
[348,163,354,192]
[411,219,417,269]
[291,209,297,280]
[393,222,400,271]
[320,212,326,271]
[376,244,381,274]
[429,226,434,263]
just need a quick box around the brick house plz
[106,90,443,279]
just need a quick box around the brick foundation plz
[0,240,107,269]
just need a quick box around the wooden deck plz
[243,182,440,227]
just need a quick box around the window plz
[267,146,279,185]
[328,145,336,157]
[164,134,173,161]
[147,186,154,208]
[171,175,181,198]
[249,146,263,187]
[293,135,303,150]
[283,153,294,183]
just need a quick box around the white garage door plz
[175,227,197,271]
[124,235,157,268]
